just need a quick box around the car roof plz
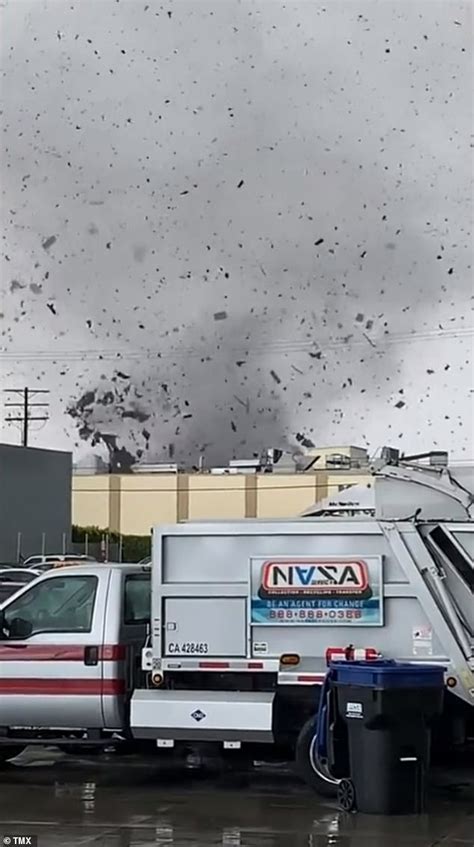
[25,555,59,560]
[36,562,148,578]
[26,554,95,560]
[0,568,41,577]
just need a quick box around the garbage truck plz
[0,448,472,787]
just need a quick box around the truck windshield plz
[452,531,474,562]
[429,527,474,591]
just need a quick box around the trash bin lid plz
[329,659,446,689]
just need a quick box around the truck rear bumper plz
[131,689,275,743]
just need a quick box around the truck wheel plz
[294,717,338,798]
[0,746,23,766]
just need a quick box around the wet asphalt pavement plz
[0,748,472,847]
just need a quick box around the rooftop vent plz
[132,463,179,474]
[325,453,352,469]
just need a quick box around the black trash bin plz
[330,660,445,814]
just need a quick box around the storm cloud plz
[1,0,472,464]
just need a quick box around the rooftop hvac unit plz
[325,453,352,469]
[228,459,262,470]
[132,463,179,474]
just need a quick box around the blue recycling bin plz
[330,660,445,814]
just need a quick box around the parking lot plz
[0,747,472,847]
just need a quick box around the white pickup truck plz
[0,449,472,789]
[0,564,150,761]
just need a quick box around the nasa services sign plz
[250,556,383,626]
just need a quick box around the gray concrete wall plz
[0,444,72,562]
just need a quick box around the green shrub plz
[72,525,151,563]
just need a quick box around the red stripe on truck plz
[0,678,125,695]
[0,644,125,662]
[198,661,230,669]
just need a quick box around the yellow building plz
[72,446,371,534]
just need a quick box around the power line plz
[72,480,371,495]
[1,326,472,364]
[3,387,50,446]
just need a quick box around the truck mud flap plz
[130,689,275,743]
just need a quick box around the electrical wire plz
[71,480,374,495]
[1,326,472,363]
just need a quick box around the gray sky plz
[1,0,472,465]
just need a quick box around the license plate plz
[167,641,209,655]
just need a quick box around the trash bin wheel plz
[337,778,356,812]
[294,717,338,797]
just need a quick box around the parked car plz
[22,554,97,571]
[0,568,41,603]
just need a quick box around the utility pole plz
[3,387,50,447]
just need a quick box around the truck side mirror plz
[9,616,33,639]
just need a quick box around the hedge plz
[72,525,151,563]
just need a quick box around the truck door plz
[0,570,109,730]
[101,571,151,729]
